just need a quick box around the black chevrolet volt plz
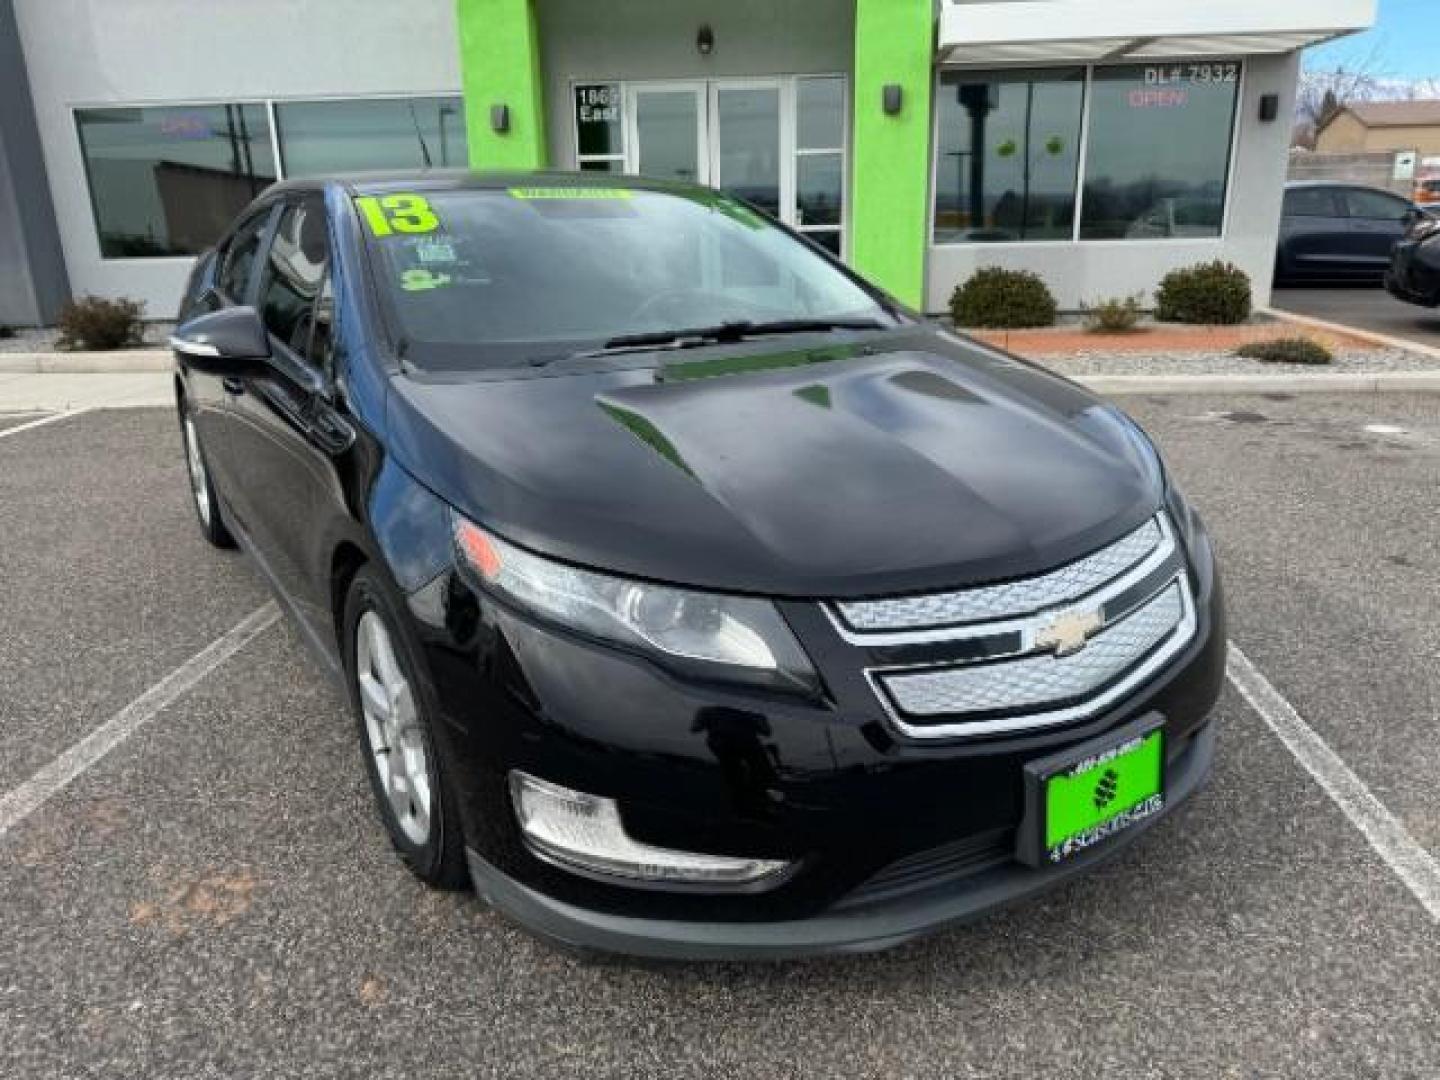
[170,172,1225,959]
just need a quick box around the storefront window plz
[1079,63,1240,240]
[933,69,1085,244]
[75,104,276,257]
[275,97,467,177]
[795,76,845,255]
[933,62,1242,245]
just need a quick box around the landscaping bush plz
[56,295,145,351]
[1154,261,1251,325]
[950,267,1057,329]
[1235,336,1333,366]
[0,325,14,339]
[1081,294,1143,333]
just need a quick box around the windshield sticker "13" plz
[355,194,439,236]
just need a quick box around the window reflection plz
[934,69,1085,243]
[276,97,467,177]
[1080,64,1239,240]
[76,104,276,257]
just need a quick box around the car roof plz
[1284,181,1403,194]
[267,169,700,199]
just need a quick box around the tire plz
[180,405,236,548]
[343,565,469,890]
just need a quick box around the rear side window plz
[1283,188,1341,217]
[258,199,329,356]
[218,209,272,301]
[1343,188,1410,221]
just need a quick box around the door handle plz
[222,376,245,395]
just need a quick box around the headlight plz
[453,513,819,694]
[1407,212,1440,242]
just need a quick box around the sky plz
[1305,0,1440,81]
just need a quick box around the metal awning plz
[938,0,1377,65]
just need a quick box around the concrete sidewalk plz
[0,349,170,374]
[0,372,172,412]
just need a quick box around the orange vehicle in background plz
[1415,161,1440,210]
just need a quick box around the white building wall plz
[925,51,1301,313]
[13,0,461,317]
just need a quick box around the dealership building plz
[0,0,1375,326]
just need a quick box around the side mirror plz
[169,306,270,370]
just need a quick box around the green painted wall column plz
[850,0,934,308]
[456,0,548,169]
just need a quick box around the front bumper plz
[466,718,1215,960]
[415,511,1226,959]
[1385,239,1440,307]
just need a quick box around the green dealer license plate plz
[1021,721,1165,865]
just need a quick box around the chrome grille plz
[880,582,1185,718]
[835,518,1162,633]
[835,513,1199,739]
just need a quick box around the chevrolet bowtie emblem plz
[1034,608,1104,657]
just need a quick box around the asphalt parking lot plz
[2,399,1438,1078]
[1273,283,1440,349]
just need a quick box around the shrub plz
[1235,337,1333,366]
[56,295,146,351]
[1154,261,1251,325]
[1081,294,1144,333]
[0,325,14,339]
[950,267,1057,329]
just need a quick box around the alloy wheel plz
[355,610,433,846]
[183,416,211,527]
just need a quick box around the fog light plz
[509,771,789,885]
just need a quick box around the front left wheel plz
[343,565,469,890]
[180,408,235,548]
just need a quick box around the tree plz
[1294,45,1390,148]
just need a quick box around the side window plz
[258,199,329,357]
[218,209,272,302]
[178,250,221,321]
[309,273,336,379]
[1283,188,1341,218]
[1343,188,1410,222]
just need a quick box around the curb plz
[0,350,171,374]
[1076,372,1440,395]
[1261,306,1440,360]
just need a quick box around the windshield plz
[355,185,892,368]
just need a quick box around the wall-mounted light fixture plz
[1258,93,1279,123]
[697,24,714,56]
[490,104,510,134]
[883,84,903,116]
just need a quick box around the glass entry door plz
[589,76,845,256]
[709,81,784,219]
[625,83,707,185]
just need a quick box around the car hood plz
[385,329,1165,598]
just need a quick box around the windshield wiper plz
[569,317,886,360]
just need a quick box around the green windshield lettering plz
[508,187,633,201]
[356,194,440,237]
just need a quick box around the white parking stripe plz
[0,603,279,841]
[1228,642,1440,923]
[0,409,91,441]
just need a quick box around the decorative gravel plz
[1032,347,1440,377]
[0,322,175,354]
